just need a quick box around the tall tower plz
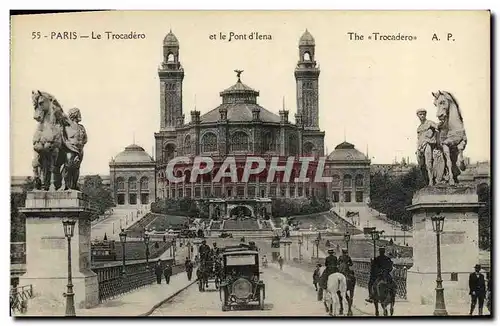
[295,29,320,130]
[158,30,184,130]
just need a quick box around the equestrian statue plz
[416,91,467,186]
[31,90,87,191]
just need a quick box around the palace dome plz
[327,141,369,162]
[112,144,154,164]
[299,29,315,46]
[199,77,281,123]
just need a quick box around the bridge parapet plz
[91,258,184,303]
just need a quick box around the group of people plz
[312,248,356,294]
[312,246,395,303]
[154,259,173,285]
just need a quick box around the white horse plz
[323,272,348,316]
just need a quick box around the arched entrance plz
[228,205,254,218]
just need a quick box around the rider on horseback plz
[366,247,395,303]
[338,248,353,275]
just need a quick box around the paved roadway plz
[151,263,360,317]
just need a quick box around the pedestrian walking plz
[154,260,163,284]
[164,262,173,285]
[313,264,321,291]
[185,257,194,281]
[278,256,284,270]
[469,264,487,315]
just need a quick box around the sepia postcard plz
[9,10,491,317]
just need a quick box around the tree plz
[81,175,115,220]
[477,183,491,250]
[11,177,35,242]
[369,167,426,224]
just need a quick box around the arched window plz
[202,132,217,152]
[140,177,148,190]
[331,175,340,188]
[163,143,176,162]
[117,177,125,190]
[303,142,315,156]
[343,175,352,188]
[231,131,249,151]
[184,135,191,154]
[262,131,275,152]
[167,53,175,62]
[184,170,191,184]
[355,174,364,187]
[288,134,298,156]
[128,177,137,191]
[303,52,311,61]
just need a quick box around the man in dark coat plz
[337,248,353,275]
[164,262,173,285]
[366,247,394,303]
[185,257,194,281]
[324,249,338,273]
[199,240,211,262]
[154,260,163,284]
[313,264,322,291]
[469,264,487,315]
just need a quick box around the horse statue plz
[323,272,348,317]
[338,261,356,316]
[31,90,87,191]
[431,91,467,185]
[372,271,396,316]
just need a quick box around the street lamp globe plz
[144,233,150,245]
[62,219,76,238]
[314,239,320,246]
[431,214,445,233]
[119,229,127,243]
[371,230,381,241]
[344,232,351,243]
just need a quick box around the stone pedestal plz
[19,191,99,313]
[406,186,482,306]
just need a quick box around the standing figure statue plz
[31,90,87,191]
[416,108,439,186]
[62,107,87,190]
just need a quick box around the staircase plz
[91,207,148,241]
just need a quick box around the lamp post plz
[62,219,77,317]
[431,214,448,316]
[370,229,383,259]
[344,231,351,253]
[401,224,410,246]
[119,229,127,276]
[143,233,150,270]
[298,239,303,261]
[172,239,176,263]
[314,238,320,259]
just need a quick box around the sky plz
[10,10,490,176]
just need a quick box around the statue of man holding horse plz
[31,90,87,191]
[416,91,468,186]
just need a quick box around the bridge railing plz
[91,258,185,303]
[352,258,408,300]
[10,284,33,314]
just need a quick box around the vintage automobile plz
[219,245,265,311]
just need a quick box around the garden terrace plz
[318,238,413,260]
[98,240,172,262]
